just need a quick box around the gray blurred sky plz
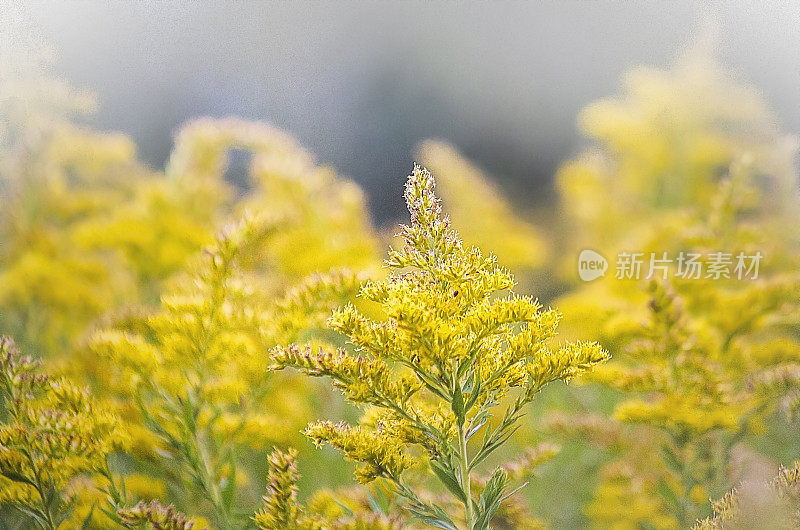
[7,1,800,221]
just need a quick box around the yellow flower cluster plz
[118,499,204,530]
[306,421,417,484]
[415,140,549,287]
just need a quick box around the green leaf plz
[470,425,521,471]
[472,468,509,530]
[409,511,459,530]
[467,417,488,440]
[333,499,356,517]
[373,482,390,513]
[430,460,468,505]
[462,372,475,393]
[1,470,35,485]
[400,490,459,530]
[482,420,493,445]
[413,366,449,400]
[221,450,237,510]
[80,504,96,530]
[661,446,682,473]
[464,373,481,414]
[656,477,681,510]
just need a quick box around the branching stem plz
[458,421,474,529]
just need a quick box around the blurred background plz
[3,3,800,529]
[10,1,800,223]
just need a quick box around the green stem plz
[673,436,698,529]
[32,478,58,530]
[195,428,233,530]
[458,421,474,529]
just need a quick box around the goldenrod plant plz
[73,118,380,435]
[0,336,123,529]
[584,280,760,527]
[550,45,800,528]
[555,167,800,527]
[554,201,799,529]
[89,213,368,529]
[2,47,382,523]
[270,166,608,529]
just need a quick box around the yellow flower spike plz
[118,499,205,530]
[252,448,333,530]
[416,140,549,281]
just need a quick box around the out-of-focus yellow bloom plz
[586,461,678,530]
[557,47,798,262]
[166,118,380,282]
